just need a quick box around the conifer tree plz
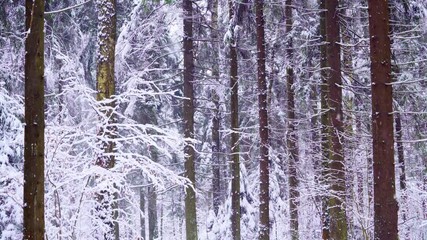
[255,0,270,238]
[23,0,46,238]
[325,0,348,238]
[183,0,198,238]
[368,0,398,238]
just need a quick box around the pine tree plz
[256,0,269,238]
[183,0,198,238]
[23,0,45,239]
[368,0,398,239]
[319,0,331,238]
[325,0,348,238]
[229,0,241,238]
[285,1,299,239]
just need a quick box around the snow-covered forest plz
[1,0,427,239]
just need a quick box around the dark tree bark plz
[255,0,269,239]
[183,0,198,239]
[367,0,398,239]
[95,0,119,238]
[325,0,348,239]
[319,0,330,238]
[395,112,407,227]
[285,1,299,239]
[229,0,241,238]
[227,0,248,238]
[210,0,221,217]
[23,0,45,239]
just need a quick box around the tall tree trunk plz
[183,0,198,238]
[255,0,269,238]
[325,0,348,239]
[285,1,299,239]
[367,0,398,239]
[319,0,330,238]
[210,0,221,217]
[23,0,45,239]
[95,0,119,238]
[229,0,241,239]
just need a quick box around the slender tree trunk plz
[319,0,330,238]
[229,0,241,239]
[255,0,269,238]
[210,0,221,217]
[23,0,45,239]
[227,0,248,236]
[95,0,119,239]
[367,0,398,239]
[395,111,408,239]
[325,0,348,239]
[396,113,406,192]
[285,1,299,239]
[183,0,198,238]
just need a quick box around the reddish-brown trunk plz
[229,1,241,238]
[255,0,269,239]
[325,0,348,238]
[183,0,198,239]
[319,0,330,238]
[368,0,398,239]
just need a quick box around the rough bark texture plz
[23,0,45,239]
[367,0,398,239]
[285,1,299,239]
[319,0,330,238]
[95,0,119,238]
[229,0,241,238]
[325,0,348,239]
[183,0,198,239]
[255,0,269,239]
[210,0,221,217]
